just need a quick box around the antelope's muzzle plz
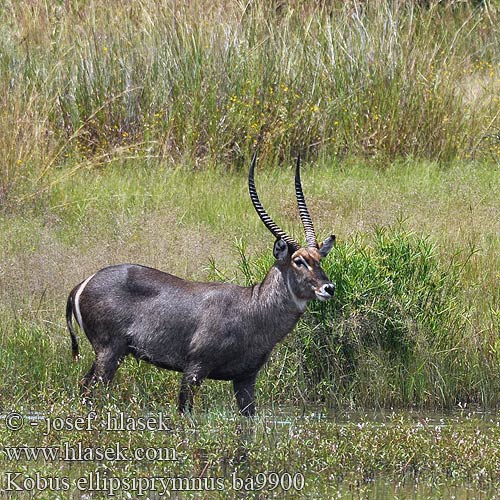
[315,283,335,301]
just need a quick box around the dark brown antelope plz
[66,152,335,416]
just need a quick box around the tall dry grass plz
[1,1,499,202]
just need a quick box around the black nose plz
[324,284,335,296]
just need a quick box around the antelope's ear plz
[319,235,336,258]
[273,238,290,261]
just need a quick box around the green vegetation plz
[1,161,498,410]
[1,1,500,203]
[1,1,499,498]
[1,402,499,499]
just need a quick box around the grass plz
[1,400,499,499]
[1,1,500,203]
[1,1,500,497]
[0,159,498,411]
[236,225,499,409]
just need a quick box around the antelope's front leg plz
[178,371,204,414]
[233,375,257,417]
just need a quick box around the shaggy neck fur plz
[247,264,305,346]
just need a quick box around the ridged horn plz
[295,154,318,248]
[248,152,300,252]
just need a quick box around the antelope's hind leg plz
[80,361,96,398]
[80,343,128,398]
[233,375,257,417]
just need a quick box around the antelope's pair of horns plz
[248,152,317,252]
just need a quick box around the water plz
[2,407,498,499]
[333,480,499,500]
[249,406,500,499]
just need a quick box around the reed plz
[1,1,500,202]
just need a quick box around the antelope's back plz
[78,264,204,343]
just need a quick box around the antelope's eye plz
[294,259,305,267]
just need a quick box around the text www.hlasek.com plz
[3,441,176,462]
[3,444,305,494]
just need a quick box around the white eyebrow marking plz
[74,273,95,331]
[298,256,313,271]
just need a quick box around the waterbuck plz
[66,153,335,416]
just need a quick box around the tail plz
[66,294,80,361]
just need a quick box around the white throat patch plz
[286,275,307,313]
